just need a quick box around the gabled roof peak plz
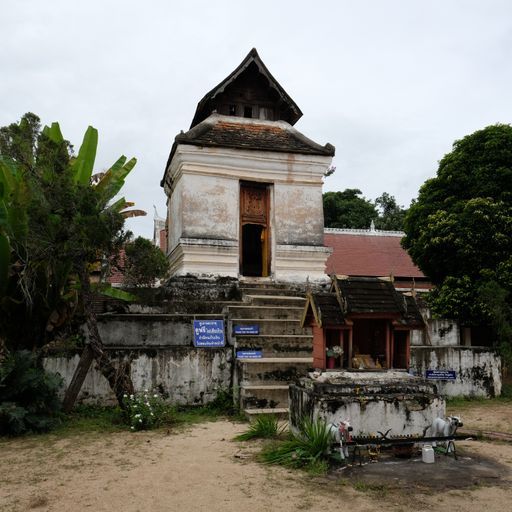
[190,48,303,128]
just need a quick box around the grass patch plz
[234,415,285,441]
[261,417,332,471]
[446,382,512,409]
[53,405,126,435]
[353,481,389,497]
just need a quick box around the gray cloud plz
[2,0,512,236]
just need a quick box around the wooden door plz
[240,182,270,277]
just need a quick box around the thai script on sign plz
[193,320,225,347]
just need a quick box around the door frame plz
[239,181,271,277]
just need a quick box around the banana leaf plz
[94,157,136,203]
[70,126,98,185]
[42,122,64,143]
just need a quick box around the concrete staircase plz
[226,283,313,419]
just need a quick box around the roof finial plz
[370,219,375,232]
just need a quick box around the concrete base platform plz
[289,370,445,437]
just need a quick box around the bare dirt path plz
[1,419,512,512]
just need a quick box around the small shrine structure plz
[302,276,424,371]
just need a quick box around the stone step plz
[234,334,312,357]
[244,408,289,421]
[227,305,304,320]
[230,318,311,336]
[244,295,307,307]
[240,287,306,297]
[238,357,312,386]
[241,385,289,410]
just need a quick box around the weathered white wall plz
[274,183,324,246]
[410,346,501,397]
[315,398,445,437]
[410,319,460,346]
[289,373,445,437]
[180,173,239,241]
[163,141,332,282]
[168,178,183,254]
[44,348,232,406]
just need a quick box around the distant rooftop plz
[324,227,426,280]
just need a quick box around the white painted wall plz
[44,348,232,406]
[274,183,324,246]
[410,346,501,397]
[163,131,333,281]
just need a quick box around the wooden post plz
[390,328,395,369]
[348,327,353,369]
[406,331,411,369]
[62,344,94,413]
[385,322,391,369]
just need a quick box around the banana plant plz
[0,157,29,295]
[42,122,143,300]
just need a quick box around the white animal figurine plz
[426,416,463,452]
[328,419,353,460]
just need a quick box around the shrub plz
[235,414,284,441]
[123,389,174,431]
[261,417,332,470]
[0,350,63,436]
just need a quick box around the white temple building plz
[160,49,335,282]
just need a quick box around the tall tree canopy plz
[373,192,407,231]
[323,189,377,229]
[402,124,512,356]
[323,189,407,230]
[0,113,139,407]
[123,236,169,287]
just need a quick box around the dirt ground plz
[1,417,512,512]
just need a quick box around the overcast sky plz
[2,1,512,238]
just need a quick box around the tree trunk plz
[62,266,134,411]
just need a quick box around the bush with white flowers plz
[123,389,172,431]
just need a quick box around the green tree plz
[0,113,139,408]
[123,236,169,287]
[374,192,407,231]
[402,124,512,358]
[323,189,377,229]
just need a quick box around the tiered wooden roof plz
[302,276,424,328]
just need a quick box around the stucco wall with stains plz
[44,348,232,406]
[274,182,324,246]
[410,346,501,397]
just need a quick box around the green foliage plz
[0,113,137,351]
[323,189,407,230]
[123,236,169,287]
[403,124,512,357]
[234,414,284,441]
[373,192,407,231]
[123,390,174,431]
[0,350,62,436]
[323,189,377,229]
[261,417,332,470]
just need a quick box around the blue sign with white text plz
[193,320,225,347]
[234,324,260,335]
[236,350,263,359]
[426,369,457,381]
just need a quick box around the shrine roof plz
[333,276,405,315]
[301,292,345,328]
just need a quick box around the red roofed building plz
[324,227,431,290]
